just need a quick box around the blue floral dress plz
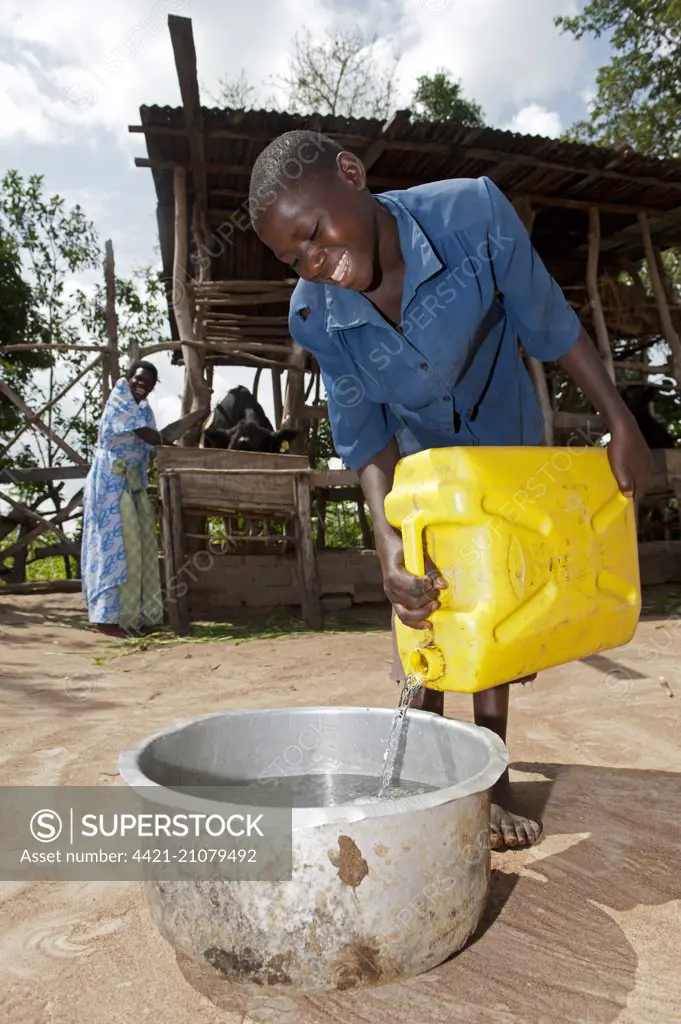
[81,378,156,623]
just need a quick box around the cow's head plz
[204,409,298,453]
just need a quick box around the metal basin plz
[118,706,508,993]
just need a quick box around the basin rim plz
[117,706,509,829]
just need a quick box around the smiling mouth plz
[329,250,350,285]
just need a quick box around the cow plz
[621,384,676,449]
[202,385,299,453]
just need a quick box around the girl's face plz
[129,368,156,404]
[254,153,379,293]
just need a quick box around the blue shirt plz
[288,175,581,471]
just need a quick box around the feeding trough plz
[118,706,508,993]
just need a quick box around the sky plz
[1,0,611,433]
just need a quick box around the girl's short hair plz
[126,359,159,384]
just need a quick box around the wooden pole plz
[159,473,179,634]
[512,197,553,444]
[104,240,122,385]
[160,472,191,635]
[0,489,83,564]
[586,207,615,380]
[0,354,102,458]
[283,343,308,455]
[0,381,87,465]
[294,474,322,630]
[173,165,208,429]
[638,212,681,385]
[0,491,69,543]
[272,368,283,428]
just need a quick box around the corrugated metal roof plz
[132,105,681,362]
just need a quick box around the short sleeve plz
[103,379,149,437]
[481,176,581,361]
[288,302,400,471]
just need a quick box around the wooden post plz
[638,211,681,384]
[283,343,308,455]
[512,197,553,444]
[586,207,615,380]
[173,165,208,430]
[294,474,322,630]
[159,473,179,634]
[0,354,102,458]
[160,472,190,635]
[0,381,87,465]
[104,240,122,382]
[272,368,283,428]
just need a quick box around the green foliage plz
[412,70,485,126]
[0,230,52,435]
[556,1,681,158]
[75,264,169,374]
[218,28,400,120]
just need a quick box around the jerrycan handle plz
[401,510,428,580]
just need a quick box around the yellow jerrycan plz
[384,446,641,694]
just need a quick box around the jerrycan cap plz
[408,643,446,684]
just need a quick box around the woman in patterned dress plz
[81,361,166,637]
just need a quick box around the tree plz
[0,230,51,436]
[217,28,400,120]
[556,1,681,158]
[412,70,485,126]
[212,69,259,110]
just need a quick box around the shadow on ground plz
[173,761,681,1024]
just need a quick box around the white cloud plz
[1,0,605,442]
[504,103,563,138]
[394,0,584,121]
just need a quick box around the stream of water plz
[376,674,423,799]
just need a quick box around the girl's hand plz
[380,530,447,630]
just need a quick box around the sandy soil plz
[1,593,680,1024]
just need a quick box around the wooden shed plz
[129,14,681,628]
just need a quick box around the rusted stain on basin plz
[333,939,398,991]
[328,835,369,888]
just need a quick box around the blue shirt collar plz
[324,191,444,332]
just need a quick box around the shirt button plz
[419,362,428,370]
[442,395,451,402]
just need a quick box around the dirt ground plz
[1,593,680,1024]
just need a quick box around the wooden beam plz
[272,368,283,429]
[0,580,82,595]
[638,211,681,385]
[283,343,308,454]
[207,186,667,219]
[0,381,87,465]
[0,354,102,459]
[512,198,553,445]
[168,15,208,218]
[0,490,83,564]
[103,239,121,388]
[135,151,681,193]
[0,491,69,543]
[361,110,412,171]
[160,472,191,635]
[294,474,322,630]
[459,146,681,194]
[0,343,108,353]
[512,193,664,217]
[0,463,88,484]
[173,165,208,424]
[586,207,615,380]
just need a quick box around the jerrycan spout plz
[408,642,447,685]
